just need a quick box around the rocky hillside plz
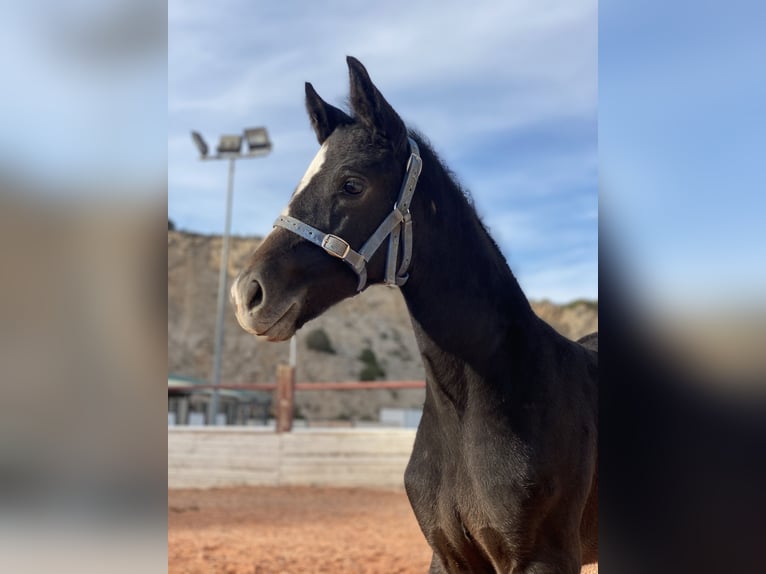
[168,230,597,419]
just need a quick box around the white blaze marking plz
[280,142,328,216]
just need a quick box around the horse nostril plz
[244,278,263,312]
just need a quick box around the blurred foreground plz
[0,0,167,569]
[0,185,167,572]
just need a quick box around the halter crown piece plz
[273,137,423,292]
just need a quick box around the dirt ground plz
[169,486,598,574]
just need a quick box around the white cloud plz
[168,0,596,134]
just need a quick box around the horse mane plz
[407,129,477,208]
[407,129,524,290]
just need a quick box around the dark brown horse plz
[232,57,598,574]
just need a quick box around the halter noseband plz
[273,137,422,292]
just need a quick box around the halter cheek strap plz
[272,214,370,289]
[273,137,422,292]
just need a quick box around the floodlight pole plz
[192,127,273,426]
[208,156,236,425]
[289,334,297,367]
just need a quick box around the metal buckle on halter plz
[321,234,351,259]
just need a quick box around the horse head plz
[231,57,418,341]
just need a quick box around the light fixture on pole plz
[244,127,271,153]
[191,131,209,158]
[191,126,272,425]
[216,135,243,155]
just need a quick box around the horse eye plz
[341,179,364,195]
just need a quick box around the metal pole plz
[208,156,236,424]
[289,335,297,367]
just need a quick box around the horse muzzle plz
[230,270,300,341]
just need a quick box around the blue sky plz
[168,0,597,303]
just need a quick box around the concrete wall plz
[168,427,417,489]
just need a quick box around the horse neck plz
[399,140,540,401]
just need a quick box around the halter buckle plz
[321,234,351,259]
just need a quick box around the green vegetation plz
[305,328,336,354]
[358,348,386,381]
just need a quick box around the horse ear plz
[305,82,353,144]
[346,56,407,151]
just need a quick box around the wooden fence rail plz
[170,366,426,431]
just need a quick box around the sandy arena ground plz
[169,486,597,573]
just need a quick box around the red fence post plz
[275,363,295,433]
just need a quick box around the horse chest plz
[405,418,531,571]
[407,458,520,572]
